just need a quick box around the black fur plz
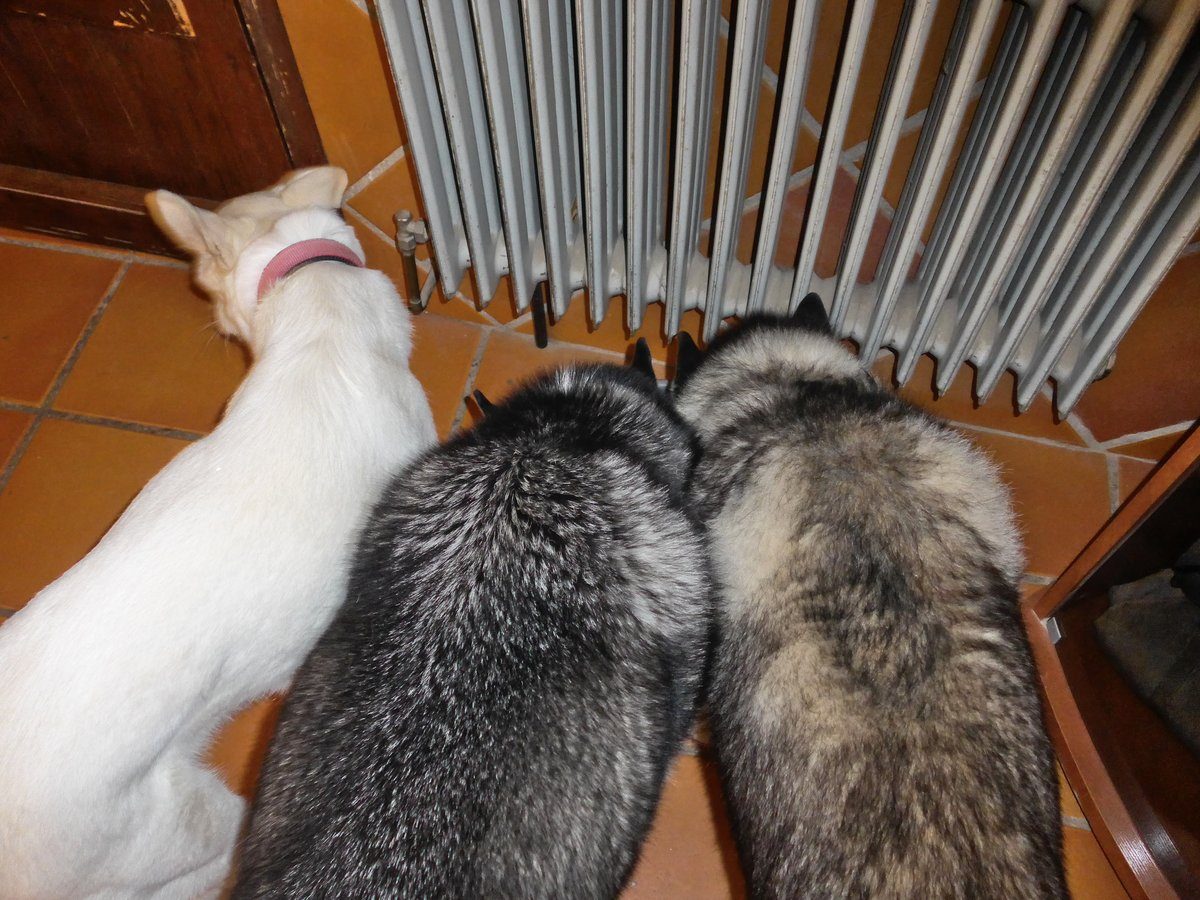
[234,361,712,898]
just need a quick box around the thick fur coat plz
[0,168,435,899]
[674,301,1065,899]
[234,358,711,898]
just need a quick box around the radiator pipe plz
[531,283,549,349]
[394,210,428,314]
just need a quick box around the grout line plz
[1062,815,1091,831]
[343,202,396,245]
[0,418,44,498]
[448,327,494,436]
[1099,419,1194,451]
[711,65,989,237]
[1107,451,1159,465]
[678,740,705,758]
[1106,454,1121,514]
[0,405,203,448]
[1040,384,1101,449]
[443,323,646,436]
[42,262,130,409]
[344,146,407,203]
[1064,408,1101,449]
[0,232,187,269]
[0,262,131,494]
[501,328,631,363]
[504,310,535,330]
[950,420,1110,455]
[38,409,203,442]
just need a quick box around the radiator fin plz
[375,0,1200,416]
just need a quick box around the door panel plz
[0,0,322,253]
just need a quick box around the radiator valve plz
[393,210,429,313]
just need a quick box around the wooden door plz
[0,0,323,254]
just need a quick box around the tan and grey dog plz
[674,296,1065,899]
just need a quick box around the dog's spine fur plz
[678,317,1065,899]
[234,363,711,898]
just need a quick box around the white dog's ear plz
[146,190,234,264]
[279,166,349,210]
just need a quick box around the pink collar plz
[256,238,364,302]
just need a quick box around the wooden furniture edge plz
[1023,423,1200,898]
[1024,601,1174,900]
[1033,426,1200,620]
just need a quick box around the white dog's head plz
[146,167,349,343]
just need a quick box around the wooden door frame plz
[0,0,324,257]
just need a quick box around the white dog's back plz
[0,170,435,898]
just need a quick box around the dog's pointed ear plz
[279,166,349,210]
[629,337,656,381]
[671,332,705,392]
[145,190,234,265]
[791,292,832,335]
[472,389,497,417]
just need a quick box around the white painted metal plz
[1059,146,1200,414]
[575,0,626,323]
[897,0,1071,383]
[626,0,672,330]
[789,0,876,314]
[1019,62,1200,410]
[665,0,721,334]
[977,1,1200,399]
[420,0,505,300]
[939,0,1140,393]
[861,0,1003,361]
[376,0,1200,417]
[520,0,584,317]
[373,0,467,294]
[471,0,542,311]
[747,0,818,316]
[704,0,770,340]
[830,0,939,334]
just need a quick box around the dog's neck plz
[233,208,366,311]
[256,238,363,301]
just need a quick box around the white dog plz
[0,167,436,898]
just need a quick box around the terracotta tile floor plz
[0,230,1149,897]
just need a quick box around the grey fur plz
[675,313,1065,899]
[233,362,711,898]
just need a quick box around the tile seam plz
[38,409,204,442]
[42,262,131,410]
[1062,815,1091,831]
[494,329,633,364]
[0,401,204,443]
[0,232,186,269]
[1,261,131,494]
[1100,419,1195,451]
[1042,384,1102,450]
[0,417,44,498]
[950,420,1110,455]
[448,327,495,436]
[1105,454,1121,514]
[343,145,407,203]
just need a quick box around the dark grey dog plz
[673,298,1065,899]
[233,343,711,898]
